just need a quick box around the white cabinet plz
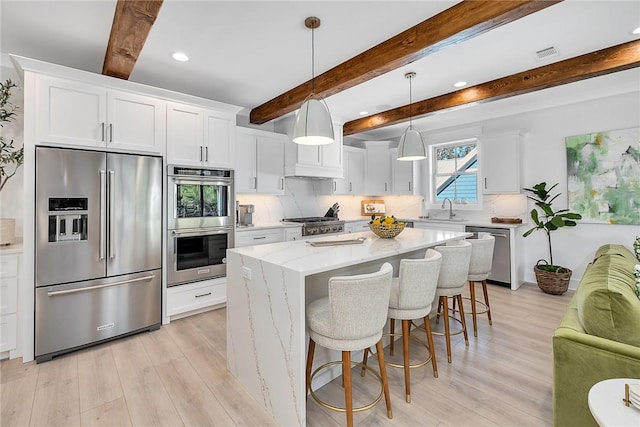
[37,75,165,154]
[284,227,303,241]
[167,102,235,168]
[481,131,522,194]
[413,222,466,232]
[365,143,392,195]
[0,253,19,355]
[390,148,415,195]
[332,146,365,195]
[283,123,344,178]
[235,228,285,247]
[344,221,370,234]
[235,128,285,194]
[166,278,226,318]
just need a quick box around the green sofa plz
[553,244,640,427]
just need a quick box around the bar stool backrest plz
[394,249,442,310]
[434,241,472,289]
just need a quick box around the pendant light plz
[292,17,335,146]
[397,72,427,161]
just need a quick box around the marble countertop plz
[228,227,470,275]
[0,239,23,254]
[343,217,526,229]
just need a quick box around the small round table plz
[588,378,640,427]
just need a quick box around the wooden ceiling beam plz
[343,40,640,135]
[102,0,163,79]
[249,0,562,124]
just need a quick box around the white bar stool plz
[305,263,394,427]
[467,232,495,337]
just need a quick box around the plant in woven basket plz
[522,182,582,294]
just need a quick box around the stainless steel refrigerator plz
[35,146,162,363]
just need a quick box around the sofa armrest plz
[553,320,640,426]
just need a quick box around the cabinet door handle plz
[205,146,209,162]
[349,182,352,192]
[101,123,105,142]
[200,146,203,161]
[333,181,336,191]
[253,177,257,190]
[280,177,284,190]
[385,182,388,192]
[408,181,412,192]
[484,177,487,189]
[195,292,212,298]
[109,123,113,143]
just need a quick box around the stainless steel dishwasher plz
[465,226,510,287]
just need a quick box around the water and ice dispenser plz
[47,198,89,242]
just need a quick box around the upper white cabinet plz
[332,146,365,195]
[167,102,235,168]
[235,127,285,195]
[365,143,392,195]
[481,130,523,194]
[281,121,344,178]
[37,75,165,154]
[390,148,415,195]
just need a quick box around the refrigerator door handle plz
[99,170,106,260]
[109,170,115,259]
[47,275,156,296]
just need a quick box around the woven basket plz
[369,222,405,239]
[534,260,571,295]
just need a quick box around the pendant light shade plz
[293,17,334,146]
[397,125,427,160]
[397,72,426,161]
[293,95,335,145]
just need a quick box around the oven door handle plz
[171,177,232,186]
[171,228,232,237]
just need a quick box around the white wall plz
[473,91,640,288]
[0,65,24,238]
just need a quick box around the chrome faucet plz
[442,198,455,219]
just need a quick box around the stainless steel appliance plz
[167,165,234,286]
[282,217,345,236]
[465,226,510,287]
[238,204,255,226]
[35,147,162,363]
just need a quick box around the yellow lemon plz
[384,217,394,224]
[372,219,381,225]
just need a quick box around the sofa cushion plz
[577,245,640,347]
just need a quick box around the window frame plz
[428,137,482,211]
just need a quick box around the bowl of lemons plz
[368,215,406,238]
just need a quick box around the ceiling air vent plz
[535,46,559,60]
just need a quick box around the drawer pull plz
[195,292,212,298]
[253,236,267,240]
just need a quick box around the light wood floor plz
[1,283,573,427]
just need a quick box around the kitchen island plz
[226,228,470,426]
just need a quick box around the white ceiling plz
[1,0,639,143]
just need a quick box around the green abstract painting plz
[566,127,640,225]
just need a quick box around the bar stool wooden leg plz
[482,280,492,325]
[456,294,469,347]
[375,340,393,419]
[441,296,452,363]
[423,314,438,378]
[469,280,478,337]
[389,318,396,356]
[402,319,411,403]
[342,351,353,427]
[306,339,315,396]
[360,348,369,377]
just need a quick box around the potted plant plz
[523,182,582,295]
[0,79,23,245]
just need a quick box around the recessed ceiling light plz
[172,52,189,62]
[359,111,368,116]
[632,26,640,35]
[454,81,467,88]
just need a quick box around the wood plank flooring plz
[0,283,573,426]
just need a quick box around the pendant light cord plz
[311,25,315,94]
[408,74,413,127]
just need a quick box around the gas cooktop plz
[283,217,345,236]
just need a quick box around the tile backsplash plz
[236,177,527,224]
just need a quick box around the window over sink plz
[429,138,480,208]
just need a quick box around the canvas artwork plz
[566,127,640,225]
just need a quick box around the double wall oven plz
[167,165,234,286]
